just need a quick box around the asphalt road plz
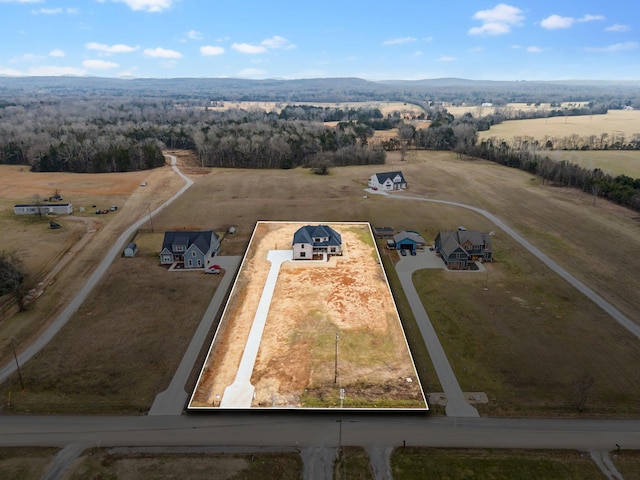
[0,154,192,384]
[1,414,638,451]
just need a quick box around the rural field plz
[391,448,605,480]
[1,144,639,417]
[190,221,426,410]
[545,150,640,178]
[202,100,425,117]
[477,109,640,145]
[446,101,591,118]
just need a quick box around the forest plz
[0,76,639,209]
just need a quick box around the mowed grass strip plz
[2,236,221,414]
[391,448,604,480]
[63,449,302,480]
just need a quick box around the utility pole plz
[334,333,339,384]
[147,204,154,233]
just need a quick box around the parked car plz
[205,264,221,274]
[410,249,417,256]
[140,181,147,186]
[400,249,407,256]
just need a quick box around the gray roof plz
[375,171,406,184]
[393,231,426,244]
[293,225,342,246]
[162,231,218,254]
[438,230,492,257]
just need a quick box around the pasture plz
[1,149,640,416]
[545,150,640,178]
[477,109,640,144]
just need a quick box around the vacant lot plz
[391,448,604,480]
[62,448,302,480]
[478,109,640,143]
[190,222,425,409]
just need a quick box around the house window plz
[300,252,306,258]
[192,251,196,256]
[330,247,336,253]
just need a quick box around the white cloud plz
[541,13,605,30]
[200,45,224,56]
[0,67,23,76]
[469,4,524,35]
[237,68,266,77]
[10,53,43,63]
[261,35,295,50]
[83,59,119,70]
[231,43,267,54]
[49,49,65,57]
[0,0,42,3]
[383,37,417,46]
[112,0,171,12]
[540,15,574,29]
[143,47,182,58]
[31,7,62,14]
[186,30,203,40]
[28,65,86,76]
[585,41,639,53]
[605,24,631,32]
[86,42,139,55]
[527,46,543,53]
[436,55,457,62]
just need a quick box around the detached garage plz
[393,231,426,252]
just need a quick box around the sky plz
[0,0,638,81]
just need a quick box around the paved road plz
[1,414,639,450]
[149,255,242,415]
[390,194,640,339]
[0,154,192,384]
[396,254,479,417]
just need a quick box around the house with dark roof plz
[390,231,426,252]
[434,230,492,270]
[368,171,407,191]
[292,225,342,260]
[160,231,220,268]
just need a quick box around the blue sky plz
[1,0,638,80]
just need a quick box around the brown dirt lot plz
[190,222,426,409]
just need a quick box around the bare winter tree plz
[0,251,29,311]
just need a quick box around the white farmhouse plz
[368,171,407,192]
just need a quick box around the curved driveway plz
[391,194,640,340]
[0,155,193,384]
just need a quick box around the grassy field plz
[446,102,591,118]
[2,148,640,417]
[391,448,604,479]
[62,449,302,480]
[545,150,640,177]
[477,109,640,143]
[0,447,58,480]
[2,235,222,414]
[613,450,640,480]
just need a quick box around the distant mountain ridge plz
[0,76,638,105]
